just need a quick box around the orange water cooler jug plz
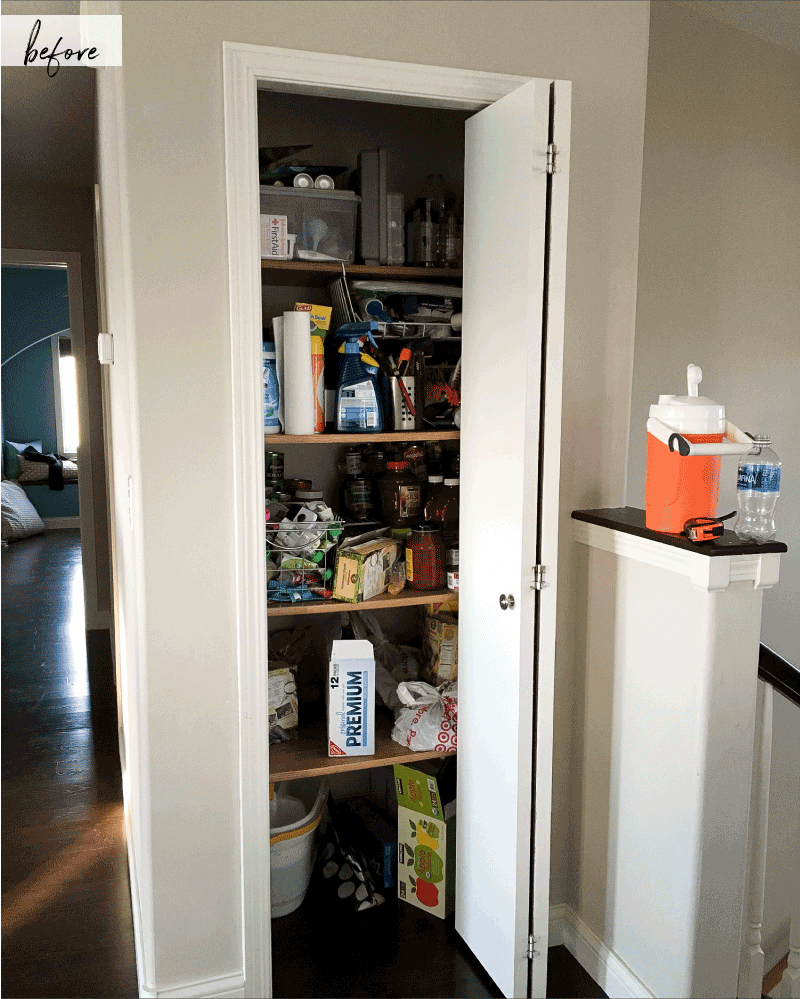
[645,364,754,534]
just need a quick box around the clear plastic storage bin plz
[260,187,360,263]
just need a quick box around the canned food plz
[446,546,459,591]
[285,478,312,493]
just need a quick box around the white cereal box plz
[327,640,375,757]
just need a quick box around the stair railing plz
[738,645,800,999]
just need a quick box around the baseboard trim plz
[139,971,245,998]
[550,903,655,999]
[42,516,80,529]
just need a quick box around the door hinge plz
[98,333,114,365]
[527,934,539,960]
[531,565,548,591]
[546,143,557,175]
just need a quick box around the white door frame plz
[222,42,566,998]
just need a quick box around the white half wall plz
[627,0,800,970]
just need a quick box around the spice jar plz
[406,525,445,591]
[378,461,422,529]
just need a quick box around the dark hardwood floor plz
[271,881,607,999]
[2,529,603,999]
[2,530,138,998]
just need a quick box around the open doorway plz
[1,246,134,999]
[1,247,137,997]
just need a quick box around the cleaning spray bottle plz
[336,322,384,432]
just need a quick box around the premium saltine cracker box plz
[327,639,375,757]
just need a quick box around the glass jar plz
[424,477,459,547]
[446,545,459,591]
[406,525,446,591]
[426,441,444,477]
[378,461,422,529]
[339,447,364,477]
[344,477,374,521]
[403,442,427,482]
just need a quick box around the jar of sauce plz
[406,525,445,590]
[378,461,422,528]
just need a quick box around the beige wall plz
[105,0,649,988]
[628,0,800,965]
[1,181,112,630]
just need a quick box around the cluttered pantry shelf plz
[268,586,452,617]
[260,259,462,287]
[270,712,455,781]
[265,429,459,445]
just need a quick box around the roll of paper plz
[271,315,285,430]
[282,310,314,435]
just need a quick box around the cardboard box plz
[267,664,298,743]
[295,303,332,338]
[340,798,397,889]
[327,640,375,757]
[422,596,458,684]
[333,529,399,604]
[261,214,288,258]
[394,760,456,918]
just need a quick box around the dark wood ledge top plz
[572,507,788,558]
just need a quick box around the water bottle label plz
[737,464,780,492]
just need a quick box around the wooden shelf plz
[268,587,453,617]
[265,429,459,445]
[261,259,462,286]
[270,711,455,781]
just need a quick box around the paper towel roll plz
[282,310,314,435]
[271,315,285,430]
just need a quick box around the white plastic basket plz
[269,778,328,918]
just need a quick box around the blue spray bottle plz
[336,322,384,432]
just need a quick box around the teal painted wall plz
[1,265,79,518]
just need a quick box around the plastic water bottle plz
[734,435,781,543]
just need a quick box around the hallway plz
[2,529,138,998]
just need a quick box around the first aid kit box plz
[327,640,375,757]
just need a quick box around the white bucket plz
[270,778,328,918]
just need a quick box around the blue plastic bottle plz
[336,322,384,433]
[262,341,281,434]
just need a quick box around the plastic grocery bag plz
[348,611,421,712]
[390,680,457,752]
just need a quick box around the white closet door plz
[457,77,567,999]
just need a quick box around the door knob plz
[499,593,515,610]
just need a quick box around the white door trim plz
[222,42,564,999]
